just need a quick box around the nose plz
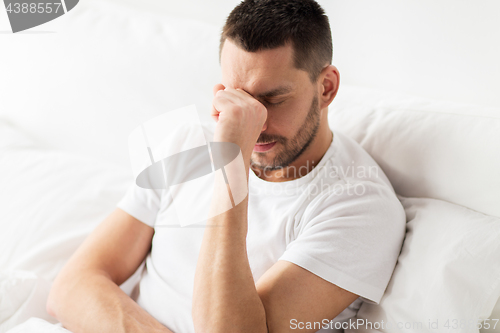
[261,120,268,132]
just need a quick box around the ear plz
[318,65,340,110]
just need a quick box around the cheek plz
[273,100,312,135]
[267,108,295,137]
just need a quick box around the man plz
[47,1,406,332]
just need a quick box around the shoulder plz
[294,180,406,262]
[304,130,405,230]
[305,179,405,225]
[311,130,396,200]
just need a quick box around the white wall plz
[2,0,499,108]
[113,0,500,109]
[328,0,500,109]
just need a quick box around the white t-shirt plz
[116,122,406,333]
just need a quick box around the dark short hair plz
[220,0,333,82]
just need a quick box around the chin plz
[250,155,271,167]
[251,156,280,171]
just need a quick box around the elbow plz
[46,271,71,320]
[46,280,62,319]
[46,294,56,318]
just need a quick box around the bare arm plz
[192,180,359,333]
[192,86,359,332]
[46,207,172,333]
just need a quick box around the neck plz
[251,111,333,182]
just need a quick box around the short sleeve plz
[278,182,406,305]
[116,121,216,228]
[116,182,162,228]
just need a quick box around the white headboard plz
[112,0,500,109]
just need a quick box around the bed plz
[1,0,499,332]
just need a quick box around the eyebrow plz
[256,86,293,99]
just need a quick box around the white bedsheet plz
[0,118,142,332]
[6,318,69,333]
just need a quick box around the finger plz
[211,91,237,123]
[211,84,225,122]
[211,105,219,123]
[216,87,255,107]
[212,93,237,121]
[211,84,227,122]
[213,83,225,97]
[234,88,254,99]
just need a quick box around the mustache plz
[256,133,284,144]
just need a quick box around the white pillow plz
[329,84,500,219]
[347,197,500,333]
[0,0,221,168]
[484,300,500,333]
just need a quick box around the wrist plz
[208,150,249,218]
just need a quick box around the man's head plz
[220,0,333,83]
[219,0,339,174]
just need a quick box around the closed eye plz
[265,100,285,107]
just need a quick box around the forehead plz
[220,39,305,94]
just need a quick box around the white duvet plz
[0,119,142,333]
[6,318,69,333]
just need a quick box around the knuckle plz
[213,95,226,105]
[254,101,267,115]
[248,98,260,110]
[231,105,243,116]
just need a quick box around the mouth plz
[253,141,277,152]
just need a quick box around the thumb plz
[213,83,225,96]
[211,83,226,123]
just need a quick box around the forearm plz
[47,270,172,333]
[192,176,267,333]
